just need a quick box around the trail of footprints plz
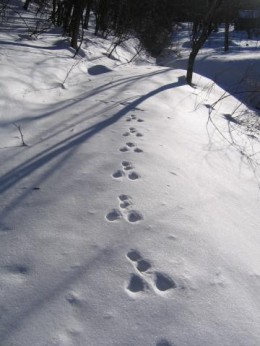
[65,112,172,345]
[126,249,176,295]
[106,113,144,223]
[120,114,144,153]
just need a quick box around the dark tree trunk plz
[56,0,64,26]
[224,21,230,52]
[186,0,222,85]
[70,0,84,49]
[51,0,57,24]
[94,0,108,36]
[83,0,92,29]
[186,45,200,85]
[63,0,74,34]
[186,21,213,85]
[23,0,32,11]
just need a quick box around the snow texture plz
[0,5,260,346]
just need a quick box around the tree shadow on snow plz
[0,72,185,224]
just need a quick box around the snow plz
[159,25,260,109]
[1,5,260,346]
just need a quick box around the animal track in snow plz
[121,160,133,171]
[123,165,133,171]
[127,274,147,293]
[127,210,143,223]
[112,163,140,182]
[126,250,176,295]
[119,146,130,152]
[126,142,135,148]
[121,142,142,153]
[107,195,142,224]
[127,250,142,262]
[136,259,151,272]
[127,250,151,273]
[125,115,144,123]
[128,172,140,180]
[118,194,130,201]
[134,148,143,153]
[126,114,137,122]
[123,129,143,138]
[118,194,132,209]
[106,209,122,222]
[112,170,125,179]
[154,272,176,291]
[122,160,131,167]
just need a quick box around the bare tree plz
[222,0,241,52]
[186,0,222,85]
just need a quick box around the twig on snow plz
[13,123,27,146]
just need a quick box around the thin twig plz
[61,57,83,87]
[13,123,27,146]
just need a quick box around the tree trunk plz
[186,45,200,85]
[186,26,213,85]
[186,0,222,85]
[70,0,84,49]
[224,21,230,52]
[23,0,32,11]
[83,0,92,29]
[51,0,57,24]
[63,0,73,34]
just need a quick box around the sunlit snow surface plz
[0,5,260,346]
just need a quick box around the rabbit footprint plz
[126,274,148,294]
[126,250,176,294]
[106,209,122,222]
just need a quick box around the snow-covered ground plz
[159,24,260,109]
[0,5,260,346]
